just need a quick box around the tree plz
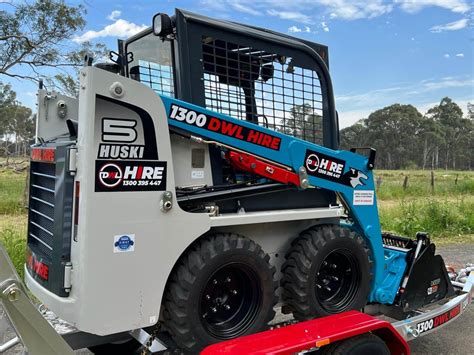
[0,0,108,94]
[0,82,16,136]
[0,83,35,156]
[279,103,323,144]
[0,0,85,80]
[426,97,465,170]
[467,103,473,120]
[364,104,423,169]
[339,119,368,151]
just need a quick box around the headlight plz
[153,13,173,37]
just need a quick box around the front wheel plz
[162,233,277,352]
[282,224,372,320]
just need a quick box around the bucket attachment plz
[390,232,455,311]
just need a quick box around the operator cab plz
[117,9,339,212]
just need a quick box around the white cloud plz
[418,76,473,91]
[336,76,473,124]
[444,53,451,58]
[288,26,303,33]
[288,25,311,33]
[321,22,330,32]
[73,19,148,43]
[288,26,302,33]
[394,0,470,14]
[267,9,313,24]
[430,18,468,32]
[200,0,472,26]
[338,109,373,128]
[107,10,121,21]
[230,3,261,16]
[322,0,393,20]
[456,53,464,57]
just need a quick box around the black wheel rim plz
[315,249,360,313]
[199,262,261,339]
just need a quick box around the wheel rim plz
[199,262,261,339]
[315,249,360,313]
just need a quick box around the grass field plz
[0,164,473,277]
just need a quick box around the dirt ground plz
[1,243,473,354]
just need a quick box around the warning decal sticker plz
[353,190,375,205]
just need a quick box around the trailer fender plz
[201,310,409,354]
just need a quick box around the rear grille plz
[28,162,56,258]
[26,145,74,297]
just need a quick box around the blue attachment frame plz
[159,95,407,304]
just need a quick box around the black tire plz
[162,233,277,352]
[282,224,372,320]
[322,334,390,355]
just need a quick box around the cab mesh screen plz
[202,36,323,144]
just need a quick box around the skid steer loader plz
[23,9,457,352]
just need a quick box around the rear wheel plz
[282,224,372,320]
[162,233,277,351]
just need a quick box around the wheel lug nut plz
[225,305,231,310]
[202,312,208,318]
[226,277,231,283]
[213,279,218,285]
[330,264,337,269]
[211,307,217,313]
[232,290,238,295]
[205,294,211,300]
[325,286,332,292]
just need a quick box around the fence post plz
[376,176,383,191]
[403,176,409,190]
[431,170,435,192]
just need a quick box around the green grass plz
[0,215,27,279]
[374,170,474,200]
[0,165,473,277]
[0,167,27,214]
[379,197,474,244]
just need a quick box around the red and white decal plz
[27,253,49,281]
[415,304,461,334]
[31,148,55,163]
[169,104,281,151]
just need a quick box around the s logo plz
[102,118,137,143]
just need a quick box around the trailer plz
[1,8,473,354]
[1,243,473,353]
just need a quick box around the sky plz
[4,0,474,128]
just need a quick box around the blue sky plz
[5,0,473,127]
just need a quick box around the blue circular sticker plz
[115,235,134,250]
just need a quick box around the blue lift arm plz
[160,96,407,304]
